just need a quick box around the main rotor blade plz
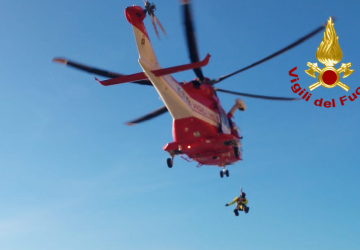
[126,106,168,125]
[182,0,204,81]
[53,58,153,86]
[211,23,327,85]
[214,88,300,101]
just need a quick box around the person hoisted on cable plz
[225,188,249,216]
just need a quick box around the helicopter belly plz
[164,118,241,166]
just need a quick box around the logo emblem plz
[305,17,354,91]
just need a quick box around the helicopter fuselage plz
[125,6,242,167]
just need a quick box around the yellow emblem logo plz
[305,17,354,91]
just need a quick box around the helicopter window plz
[219,108,230,132]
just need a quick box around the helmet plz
[241,192,246,198]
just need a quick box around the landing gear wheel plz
[167,158,173,168]
[220,171,224,178]
[225,170,229,177]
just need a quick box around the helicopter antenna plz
[143,0,167,39]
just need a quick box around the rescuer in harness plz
[225,188,249,216]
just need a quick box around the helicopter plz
[53,1,326,177]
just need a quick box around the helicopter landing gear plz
[220,166,229,178]
[167,157,174,168]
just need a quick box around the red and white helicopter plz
[53,1,325,177]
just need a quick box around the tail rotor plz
[143,0,166,38]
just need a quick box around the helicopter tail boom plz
[125,6,159,68]
[126,5,193,120]
[125,5,218,127]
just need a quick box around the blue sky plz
[0,0,359,249]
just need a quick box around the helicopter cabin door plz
[219,107,231,134]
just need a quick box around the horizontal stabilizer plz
[152,53,210,77]
[95,72,147,86]
[95,54,211,86]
